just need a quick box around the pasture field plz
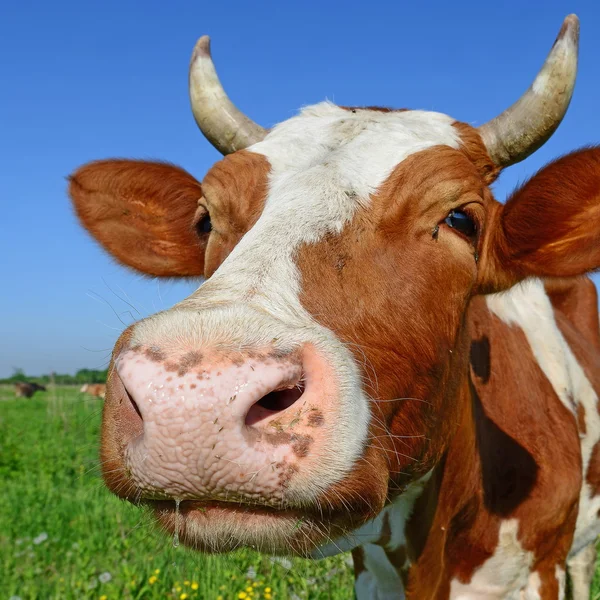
[0,387,353,599]
[2,387,600,600]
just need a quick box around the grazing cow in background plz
[15,382,47,398]
[69,15,600,599]
[80,383,107,399]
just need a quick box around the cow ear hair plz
[69,159,207,277]
[477,147,600,293]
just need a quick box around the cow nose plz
[117,348,304,430]
[111,346,320,501]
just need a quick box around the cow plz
[68,15,600,599]
[80,383,107,399]
[14,382,47,398]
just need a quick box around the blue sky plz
[1,0,599,378]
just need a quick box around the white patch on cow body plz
[521,570,542,599]
[567,543,596,600]
[555,565,566,599]
[486,278,600,556]
[486,278,576,415]
[313,471,432,599]
[148,103,461,503]
[449,519,533,599]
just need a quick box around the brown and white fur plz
[69,23,600,600]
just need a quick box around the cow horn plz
[478,15,579,168]
[189,36,267,155]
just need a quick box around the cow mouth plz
[145,498,348,555]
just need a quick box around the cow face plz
[70,16,600,555]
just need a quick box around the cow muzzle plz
[99,306,372,553]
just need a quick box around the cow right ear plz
[68,160,207,277]
[476,147,600,293]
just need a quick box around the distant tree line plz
[0,367,108,386]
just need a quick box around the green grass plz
[0,387,354,600]
[2,386,600,600]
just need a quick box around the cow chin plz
[149,500,352,556]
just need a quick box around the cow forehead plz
[195,103,464,321]
[248,102,461,200]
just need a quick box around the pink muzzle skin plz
[114,344,334,507]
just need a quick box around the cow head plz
[69,15,600,556]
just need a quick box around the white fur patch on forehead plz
[249,102,460,201]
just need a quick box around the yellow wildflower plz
[246,587,253,593]
[154,568,161,575]
[176,586,183,593]
[148,575,158,585]
[217,596,223,600]
[252,582,259,588]
[239,593,248,599]
[184,581,190,586]
[265,589,272,594]
[100,596,107,600]
[191,582,199,590]
[180,594,189,600]
[265,595,272,600]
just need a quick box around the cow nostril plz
[258,387,303,411]
[126,390,143,422]
[245,382,305,427]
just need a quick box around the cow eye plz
[444,210,477,239]
[197,214,212,235]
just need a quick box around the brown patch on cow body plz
[587,442,600,497]
[277,462,299,487]
[144,346,166,362]
[577,403,587,435]
[264,431,313,458]
[291,434,312,458]
[550,280,600,500]
[178,350,203,376]
[405,297,582,597]
[546,277,600,353]
[471,376,539,516]
[307,410,325,428]
[265,431,292,446]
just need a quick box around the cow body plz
[318,277,600,598]
[14,382,46,398]
[69,15,600,599]
[80,383,107,399]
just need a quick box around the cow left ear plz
[69,159,207,278]
[477,147,600,293]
